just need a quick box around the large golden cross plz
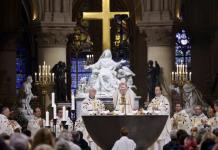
[83,0,129,50]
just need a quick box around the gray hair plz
[10,133,29,150]
[56,138,71,150]
[58,130,72,141]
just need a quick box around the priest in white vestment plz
[190,105,208,130]
[113,80,136,114]
[112,127,136,150]
[27,107,45,137]
[147,85,171,150]
[75,87,105,150]
[171,103,191,133]
[0,107,15,135]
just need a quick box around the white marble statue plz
[22,76,37,116]
[183,82,208,115]
[80,49,135,98]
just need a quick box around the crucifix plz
[83,0,129,50]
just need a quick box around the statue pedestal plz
[57,97,140,119]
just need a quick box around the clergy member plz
[171,102,191,133]
[190,105,208,130]
[206,101,218,130]
[0,106,15,135]
[113,79,136,114]
[76,87,104,150]
[147,85,171,150]
[81,87,105,115]
[27,107,45,136]
[112,127,136,150]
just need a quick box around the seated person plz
[171,102,191,133]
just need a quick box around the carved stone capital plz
[36,22,76,48]
[137,22,174,46]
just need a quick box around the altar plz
[57,97,140,119]
[82,115,168,150]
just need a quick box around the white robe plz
[171,109,191,133]
[0,114,14,135]
[207,112,218,130]
[112,136,136,150]
[75,97,105,150]
[147,95,171,150]
[27,116,45,137]
[113,89,136,114]
[190,113,208,130]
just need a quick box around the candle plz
[45,111,49,126]
[176,64,179,73]
[71,92,75,110]
[51,92,55,107]
[62,106,66,121]
[171,72,174,81]
[189,72,192,81]
[65,110,69,119]
[52,73,54,82]
[53,104,57,119]
[175,72,178,81]
[48,65,51,73]
[39,65,41,74]
[185,72,188,80]
[35,72,37,81]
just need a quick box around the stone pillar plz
[146,27,174,98]
[137,0,177,102]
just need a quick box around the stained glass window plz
[175,29,191,67]
[71,57,91,94]
[16,46,27,92]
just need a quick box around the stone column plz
[53,0,64,22]
[44,0,52,22]
[146,27,174,98]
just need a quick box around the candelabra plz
[171,60,192,108]
[35,61,55,115]
[171,61,192,86]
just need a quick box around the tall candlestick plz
[62,106,66,121]
[52,73,54,82]
[176,64,179,73]
[35,72,37,81]
[39,65,41,74]
[189,72,192,81]
[65,110,69,119]
[51,92,55,107]
[71,93,75,110]
[45,111,49,126]
[172,72,174,81]
[53,104,57,119]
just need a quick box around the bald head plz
[88,87,96,98]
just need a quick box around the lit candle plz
[39,73,41,82]
[62,106,66,121]
[171,72,174,81]
[51,92,55,107]
[35,72,37,81]
[52,73,54,82]
[39,65,41,74]
[175,72,178,81]
[45,111,49,126]
[185,72,188,80]
[176,64,179,73]
[53,104,57,119]
[71,92,75,110]
[65,110,69,119]
[189,72,192,81]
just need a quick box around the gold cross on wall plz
[83,0,129,50]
